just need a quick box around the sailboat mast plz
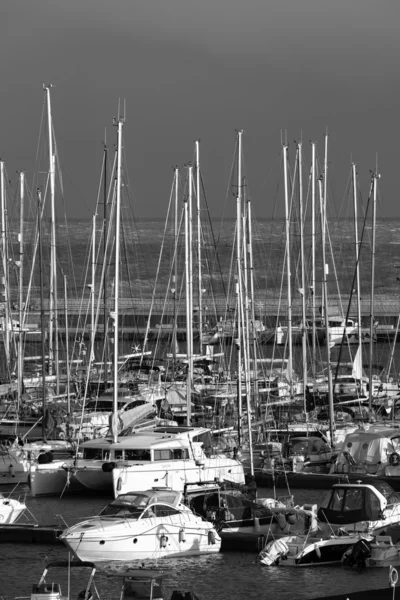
[318,177,335,444]
[189,167,194,365]
[17,172,25,409]
[241,204,254,475]
[37,190,47,441]
[247,199,258,411]
[195,141,203,349]
[236,130,243,445]
[283,144,293,388]
[103,138,108,363]
[90,214,96,363]
[44,84,59,388]
[368,171,378,413]
[0,161,10,366]
[311,142,317,379]
[184,168,193,426]
[297,143,308,411]
[351,164,362,372]
[172,167,179,371]
[64,274,71,422]
[112,116,124,443]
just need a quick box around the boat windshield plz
[100,493,150,518]
[189,489,273,522]
[318,486,382,524]
[85,400,128,412]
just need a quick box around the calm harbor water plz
[0,485,394,599]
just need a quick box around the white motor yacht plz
[60,488,221,561]
[29,426,245,497]
[76,426,244,498]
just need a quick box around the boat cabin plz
[79,426,214,464]
[334,426,400,476]
[317,481,400,525]
[100,489,184,519]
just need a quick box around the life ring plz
[389,452,400,467]
[389,566,399,586]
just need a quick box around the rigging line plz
[333,174,374,386]
[200,171,229,301]
[142,175,184,356]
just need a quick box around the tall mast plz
[189,166,194,366]
[195,141,203,350]
[318,177,335,444]
[172,168,179,372]
[37,190,47,441]
[283,144,293,389]
[236,130,243,445]
[368,171,378,413]
[297,143,308,413]
[351,163,362,379]
[44,84,59,386]
[64,274,70,427]
[184,167,193,426]
[90,214,96,366]
[311,142,317,379]
[0,161,10,366]
[112,115,124,443]
[242,200,254,475]
[102,137,108,366]
[17,172,25,410]
[247,198,258,413]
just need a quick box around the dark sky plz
[1,0,400,220]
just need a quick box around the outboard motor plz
[342,538,372,570]
[259,538,290,566]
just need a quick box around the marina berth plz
[59,488,221,561]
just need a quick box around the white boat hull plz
[61,515,221,562]
[0,496,26,523]
[112,458,245,497]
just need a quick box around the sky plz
[1,0,400,221]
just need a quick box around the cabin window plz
[343,488,363,512]
[154,449,173,461]
[124,449,151,461]
[124,400,146,410]
[82,448,104,460]
[114,450,123,459]
[173,449,187,460]
[153,448,188,461]
[156,505,180,517]
[330,488,345,511]
[142,505,179,518]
